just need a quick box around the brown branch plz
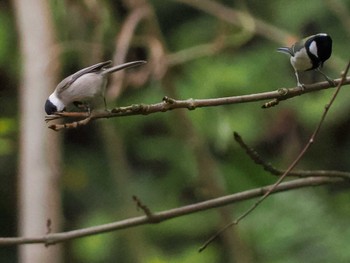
[233,132,350,179]
[199,60,350,252]
[132,195,160,223]
[45,77,350,131]
[175,0,295,45]
[0,177,341,246]
[108,5,152,99]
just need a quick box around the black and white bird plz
[277,33,334,89]
[45,60,146,115]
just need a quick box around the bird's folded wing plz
[56,60,112,95]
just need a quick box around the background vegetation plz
[1,0,350,262]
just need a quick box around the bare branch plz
[234,132,350,179]
[45,77,350,131]
[109,5,152,99]
[199,60,350,252]
[174,0,295,44]
[0,177,341,246]
[132,195,160,223]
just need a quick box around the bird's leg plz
[315,68,336,87]
[73,101,85,110]
[101,95,110,112]
[103,96,108,111]
[87,105,91,116]
[294,71,306,91]
[73,101,92,116]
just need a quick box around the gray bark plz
[13,0,62,262]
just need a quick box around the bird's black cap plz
[45,99,58,115]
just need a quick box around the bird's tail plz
[277,47,293,56]
[103,60,146,74]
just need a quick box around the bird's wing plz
[56,61,112,95]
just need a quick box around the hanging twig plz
[233,132,350,179]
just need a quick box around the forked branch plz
[199,60,350,252]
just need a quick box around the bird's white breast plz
[290,48,313,71]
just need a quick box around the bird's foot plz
[326,78,336,87]
[297,83,306,91]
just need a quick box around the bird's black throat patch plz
[45,99,58,115]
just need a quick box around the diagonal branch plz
[0,177,341,246]
[199,60,350,252]
[45,77,350,131]
[233,132,350,180]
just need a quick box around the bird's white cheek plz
[309,41,318,58]
[49,93,65,111]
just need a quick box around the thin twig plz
[199,61,350,252]
[175,0,294,45]
[0,177,340,246]
[132,195,160,223]
[108,5,152,99]
[45,77,350,131]
[233,132,350,179]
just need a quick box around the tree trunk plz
[13,0,62,262]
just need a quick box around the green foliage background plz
[1,0,350,262]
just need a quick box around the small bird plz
[45,60,146,115]
[277,33,334,89]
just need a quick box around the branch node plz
[132,195,160,223]
[277,88,289,96]
[131,104,141,112]
[137,104,152,115]
[163,96,176,104]
[234,132,281,175]
[111,107,123,113]
[187,98,196,110]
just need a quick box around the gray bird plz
[277,33,334,89]
[45,60,146,115]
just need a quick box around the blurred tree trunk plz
[13,0,62,262]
